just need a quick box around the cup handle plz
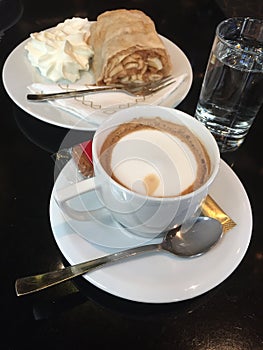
[54,177,103,221]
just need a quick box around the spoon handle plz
[15,243,160,296]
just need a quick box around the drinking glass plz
[195,17,263,152]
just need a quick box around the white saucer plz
[49,159,252,303]
[2,34,192,131]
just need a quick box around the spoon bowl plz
[162,216,223,257]
[15,216,223,296]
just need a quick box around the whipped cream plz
[25,17,94,82]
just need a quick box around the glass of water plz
[195,17,263,152]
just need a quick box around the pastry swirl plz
[89,9,172,85]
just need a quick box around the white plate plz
[49,159,252,303]
[2,34,192,131]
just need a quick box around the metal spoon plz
[15,216,223,296]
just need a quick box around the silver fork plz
[27,75,177,101]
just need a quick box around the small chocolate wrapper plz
[52,140,94,180]
[53,140,236,234]
[201,195,236,233]
[71,141,94,178]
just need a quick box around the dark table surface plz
[1,0,262,349]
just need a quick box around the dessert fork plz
[27,75,178,101]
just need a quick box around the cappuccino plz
[100,117,210,197]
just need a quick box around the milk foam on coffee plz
[100,117,210,197]
[110,129,197,197]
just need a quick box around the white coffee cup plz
[55,105,220,238]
